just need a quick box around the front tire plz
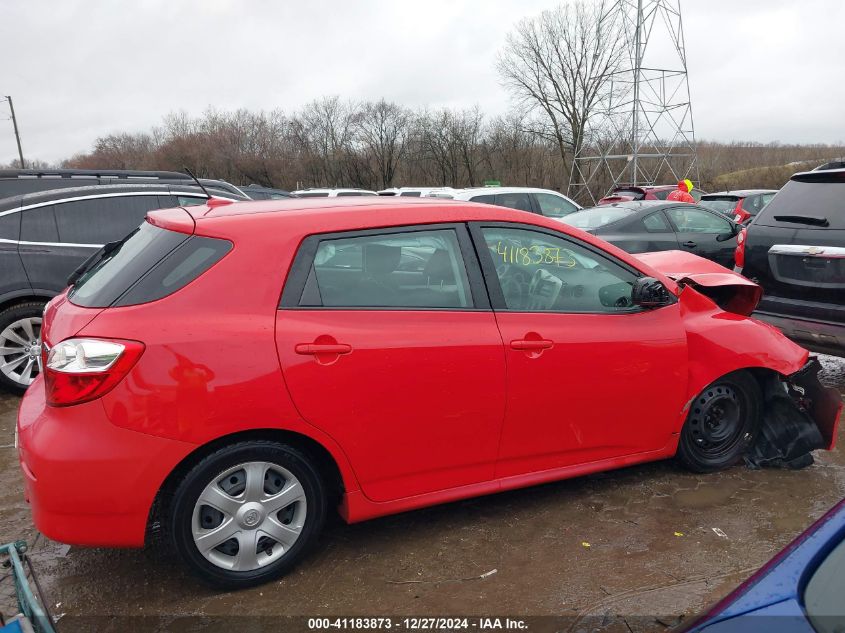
[167,440,327,589]
[677,371,761,473]
[0,301,46,394]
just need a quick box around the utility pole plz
[5,96,25,169]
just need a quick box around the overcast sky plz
[1,0,843,164]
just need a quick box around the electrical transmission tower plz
[568,0,699,204]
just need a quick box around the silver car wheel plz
[0,316,42,387]
[192,461,307,572]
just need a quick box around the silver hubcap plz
[192,461,307,572]
[0,316,42,387]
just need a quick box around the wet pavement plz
[0,356,843,631]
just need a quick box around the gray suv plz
[0,182,245,392]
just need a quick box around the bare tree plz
[497,1,624,177]
[354,99,411,189]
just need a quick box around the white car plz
[291,188,379,198]
[425,186,581,219]
[377,187,458,197]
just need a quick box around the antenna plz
[183,167,212,199]
[568,0,699,204]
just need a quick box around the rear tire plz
[166,440,327,589]
[0,301,46,395]
[677,371,761,473]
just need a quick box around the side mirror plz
[716,222,741,242]
[632,277,674,308]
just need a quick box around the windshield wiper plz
[66,239,122,286]
[773,214,830,227]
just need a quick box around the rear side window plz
[21,206,59,242]
[469,194,495,204]
[54,195,165,244]
[296,192,329,198]
[643,212,670,232]
[651,190,671,200]
[296,229,473,309]
[494,193,533,212]
[69,222,230,308]
[0,212,19,240]
[400,191,422,197]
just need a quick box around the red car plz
[16,197,841,588]
[699,189,778,224]
[598,184,705,205]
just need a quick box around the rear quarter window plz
[68,222,231,308]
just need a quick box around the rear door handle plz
[510,339,553,351]
[295,343,352,355]
[682,240,697,248]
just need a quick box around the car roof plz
[291,188,378,194]
[703,189,777,197]
[0,182,244,211]
[445,186,569,198]
[586,200,682,212]
[611,184,677,192]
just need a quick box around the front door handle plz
[295,343,352,355]
[510,339,553,351]
[682,240,697,248]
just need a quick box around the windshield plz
[560,207,634,230]
[700,198,739,215]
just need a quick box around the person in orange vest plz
[667,179,695,203]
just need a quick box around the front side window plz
[667,207,733,233]
[301,229,472,309]
[481,227,639,313]
[534,193,579,218]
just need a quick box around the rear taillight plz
[734,227,747,269]
[44,338,144,407]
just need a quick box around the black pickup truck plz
[736,169,844,356]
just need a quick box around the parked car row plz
[0,167,841,395]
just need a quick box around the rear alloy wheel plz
[0,302,46,394]
[168,441,326,588]
[677,372,761,473]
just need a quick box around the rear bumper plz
[16,376,196,547]
[753,310,845,357]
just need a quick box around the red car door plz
[470,223,689,479]
[275,225,506,502]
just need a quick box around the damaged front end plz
[746,358,843,469]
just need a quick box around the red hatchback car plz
[17,197,841,588]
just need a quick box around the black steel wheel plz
[677,371,761,473]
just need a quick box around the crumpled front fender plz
[679,285,809,404]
